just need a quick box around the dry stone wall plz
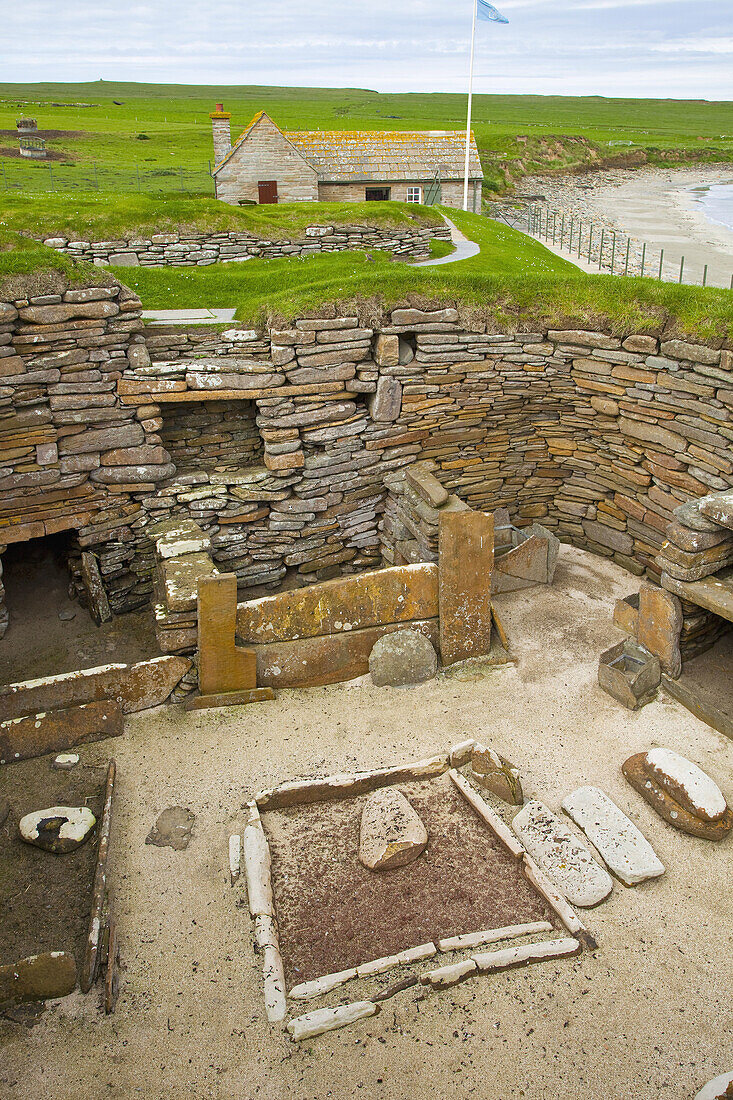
[1,285,731,646]
[41,222,451,267]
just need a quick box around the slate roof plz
[214,112,483,181]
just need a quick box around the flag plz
[477,0,509,23]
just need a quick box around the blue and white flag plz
[477,0,509,23]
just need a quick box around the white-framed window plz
[406,186,422,204]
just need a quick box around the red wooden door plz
[258,180,278,204]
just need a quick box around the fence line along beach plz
[505,166,733,288]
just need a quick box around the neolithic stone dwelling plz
[210,108,484,212]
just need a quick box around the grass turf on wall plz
[114,208,733,342]
[1,81,732,195]
[0,193,443,241]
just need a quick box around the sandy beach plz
[1,546,731,1100]
[515,167,733,288]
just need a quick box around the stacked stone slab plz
[380,461,469,564]
[1,290,731,640]
[41,222,450,268]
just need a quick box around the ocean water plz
[691,181,733,233]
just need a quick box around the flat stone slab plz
[19,806,96,853]
[622,753,733,841]
[162,553,219,613]
[673,497,726,533]
[698,489,733,531]
[0,952,77,1006]
[512,799,614,907]
[661,568,733,625]
[471,745,523,805]
[561,786,665,886]
[0,700,123,764]
[142,308,237,325]
[359,788,428,871]
[146,806,196,850]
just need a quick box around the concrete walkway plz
[142,308,237,326]
[413,215,480,267]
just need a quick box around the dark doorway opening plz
[258,180,278,204]
[365,187,391,201]
[0,533,155,684]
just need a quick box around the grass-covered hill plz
[1,81,732,195]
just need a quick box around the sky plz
[3,0,733,99]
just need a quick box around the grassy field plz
[0,193,443,240]
[1,81,732,195]
[108,208,733,341]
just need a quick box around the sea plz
[691,181,733,233]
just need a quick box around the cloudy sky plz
[6,0,733,99]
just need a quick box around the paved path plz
[142,308,237,326]
[413,215,480,267]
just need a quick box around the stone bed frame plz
[235,741,594,1042]
[39,220,452,267]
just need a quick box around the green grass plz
[111,207,733,341]
[0,192,442,241]
[426,238,456,260]
[1,81,732,196]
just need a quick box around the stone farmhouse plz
[209,107,483,211]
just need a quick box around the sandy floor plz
[516,166,733,288]
[1,546,732,1100]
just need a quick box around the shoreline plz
[513,166,733,288]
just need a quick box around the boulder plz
[19,806,96,853]
[369,628,438,687]
[359,788,428,871]
[471,745,523,805]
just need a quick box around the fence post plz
[624,238,630,276]
[703,264,708,288]
[588,223,593,263]
[679,256,685,284]
[610,233,616,275]
[561,213,565,248]
[598,229,605,270]
[640,242,646,278]
[658,248,664,280]
[569,218,574,253]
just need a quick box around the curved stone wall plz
[0,283,731,638]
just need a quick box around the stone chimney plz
[210,103,232,165]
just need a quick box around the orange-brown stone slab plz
[638,583,683,679]
[0,656,192,723]
[198,574,257,696]
[622,753,733,841]
[0,700,123,764]
[438,511,494,665]
[0,951,77,1005]
[187,687,275,710]
[253,619,439,688]
[236,563,438,645]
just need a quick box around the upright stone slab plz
[80,551,112,625]
[438,510,494,666]
[638,583,683,679]
[196,574,270,705]
[0,700,123,764]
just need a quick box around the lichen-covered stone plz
[368,628,438,687]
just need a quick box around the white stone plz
[512,800,613,908]
[356,942,436,978]
[19,806,96,853]
[421,959,477,988]
[228,834,241,884]
[472,937,580,972]
[262,944,286,1023]
[449,739,475,767]
[438,921,553,953]
[561,786,665,886]
[286,1001,378,1042]
[222,328,259,342]
[358,788,428,871]
[289,968,357,1001]
[242,804,273,916]
[52,753,80,771]
[449,770,525,859]
[645,748,727,822]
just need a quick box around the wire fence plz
[491,202,733,291]
[0,160,214,196]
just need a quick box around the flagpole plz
[463,0,478,212]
